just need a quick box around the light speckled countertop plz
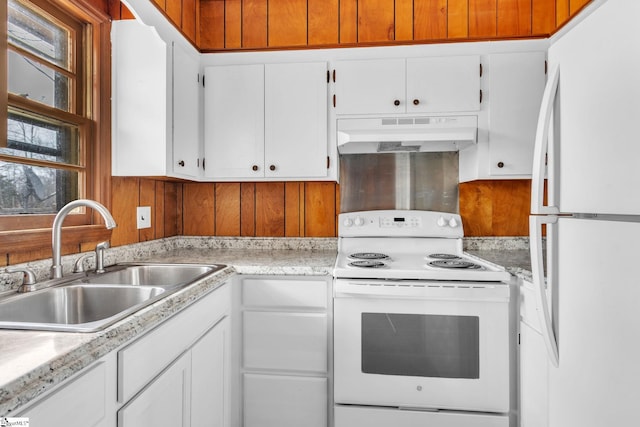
[0,237,336,417]
[0,236,533,416]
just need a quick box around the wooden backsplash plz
[109,177,531,247]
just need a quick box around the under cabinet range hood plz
[337,115,478,154]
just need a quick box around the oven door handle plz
[529,215,559,368]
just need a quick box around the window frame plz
[0,0,111,255]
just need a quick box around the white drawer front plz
[244,373,327,427]
[242,278,328,309]
[243,311,327,372]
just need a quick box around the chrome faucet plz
[51,199,117,279]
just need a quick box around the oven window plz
[361,313,479,379]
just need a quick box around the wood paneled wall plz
[198,0,593,51]
[107,177,530,248]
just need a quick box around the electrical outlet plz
[137,206,151,229]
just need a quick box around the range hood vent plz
[337,115,478,154]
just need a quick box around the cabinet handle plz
[497,161,505,168]
[394,100,400,106]
[480,90,483,104]
[332,69,336,82]
[178,160,185,167]
[269,165,276,171]
[252,165,259,171]
[333,94,336,108]
[413,99,420,106]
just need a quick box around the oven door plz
[334,279,511,413]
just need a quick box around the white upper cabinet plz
[111,20,202,179]
[333,59,405,114]
[112,20,169,177]
[334,55,481,115]
[204,62,331,181]
[265,62,328,178]
[488,51,546,176]
[204,64,265,179]
[172,42,202,178]
[406,56,481,113]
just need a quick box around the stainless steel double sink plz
[0,263,226,333]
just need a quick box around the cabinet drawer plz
[243,373,327,427]
[118,282,230,403]
[520,280,542,333]
[243,311,327,372]
[242,278,328,309]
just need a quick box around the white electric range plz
[333,210,513,427]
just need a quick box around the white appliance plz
[337,115,478,153]
[333,210,513,427]
[527,0,640,426]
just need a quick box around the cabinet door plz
[204,64,264,178]
[118,352,191,427]
[192,317,231,427]
[19,359,114,427]
[111,20,168,176]
[243,374,327,427]
[406,55,481,113]
[489,52,546,175]
[334,59,405,114]
[265,62,328,178]
[172,42,201,178]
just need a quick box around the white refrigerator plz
[528,0,640,426]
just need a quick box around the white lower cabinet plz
[118,352,191,427]
[192,316,231,427]
[14,281,231,427]
[237,275,332,427]
[17,354,117,427]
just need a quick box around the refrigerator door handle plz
[531,64,560,215]
[529,215,560,367]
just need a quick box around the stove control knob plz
[437,216,447,227]
[343,218,354,227]
[354,216,365,226]
[449,217,459,228]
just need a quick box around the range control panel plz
[339,210,464,238]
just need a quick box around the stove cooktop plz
[334,211,511,283]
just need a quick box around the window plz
[0,0,111,253]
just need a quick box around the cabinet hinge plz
[479,63,483,77]
[327,156,330,169]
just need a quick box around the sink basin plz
[0,263,226,332]
[0,284,165,332]
[84,264,217,288]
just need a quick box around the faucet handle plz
[73,253,96,273]
[95,241,110,274]
[5,267,37,292]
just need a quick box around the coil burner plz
[429,260,482,269]
[428,253,462,260]
[349,253,390,260]
[349,260,387,269]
